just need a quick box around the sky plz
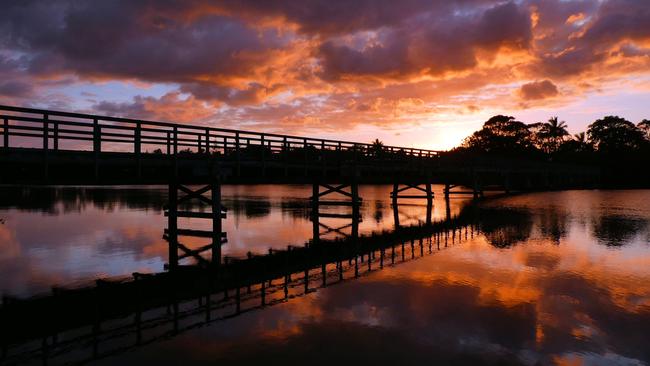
[0,0,649,150]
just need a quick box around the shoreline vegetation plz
[442,115,650,188]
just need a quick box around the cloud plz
[0,80,33,97]
[0,1,291,86]
[0,0,649,144]
[93,92,214,123]
[317,1,532,81]
[180,82,273,106]
[528,0,650,80]
[518,80,559,100]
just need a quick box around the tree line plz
[449,115,650,186]
[456,115,650,156]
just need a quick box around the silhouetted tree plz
[638,119,650,140]
[558,132,593,155]
[541,117,569,153]
[587,116,645,153]
[371,138,385,157]
[574,132,587,144]
[527,122,546,151]
[461,115,535,154]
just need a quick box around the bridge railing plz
[0,105,442,160]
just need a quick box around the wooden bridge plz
[0,105,595,188]
[0,105,597,364]
[0,104,599,270]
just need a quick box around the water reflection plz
[0,185,470,296]
[477,207,534,248]
[592,214,648,247]
[1,188,649,365]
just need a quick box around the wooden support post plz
[211,179,222,266]
[260,134,266,177]
[167,183,179,270]
[351,181,360,229]
[173,127,178,154]
[303,138,309,176]
[2,117,8,149]
[53,119,59,151]
[445,192,451,222]
[312,183,319,245]
[283,136,289,177]
[173,126,178,178]
[92,119,100,179]
[235,132,241,177]
[93,118,101,153]
[367,250,372,271]
[391,183,398,207]
[351,202,359,241]
[304,268,309,293]
[42,114,49,150]
[472,172,482,199]
[321,140,326,177]
[42,114,49,179]
[135,122,141,179]
[393,202,400,229]
[205,129,210,154]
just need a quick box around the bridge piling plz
[42,114,49,180]
[164,181,227,270]
[310,181,361,243]
[167,182,179,270]
[235,132,241,177]
[391,182,433,204]
[135,122,142,179]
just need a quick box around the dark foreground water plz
[1,186,649,365]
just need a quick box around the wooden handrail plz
[0,104,442,157]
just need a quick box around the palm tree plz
[371,138,385,157]
[542,117,569,153]
[572,132,591,152]
[574,132,586,144]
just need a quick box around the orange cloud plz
[1,0,649,147]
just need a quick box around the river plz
[1,186,649,365]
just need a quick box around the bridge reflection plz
[1,199,478,365]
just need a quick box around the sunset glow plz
[1,0,648,149]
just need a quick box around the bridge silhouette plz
[0,105,597,364]
[0,105,594,188]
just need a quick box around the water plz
[1,186,649,365]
